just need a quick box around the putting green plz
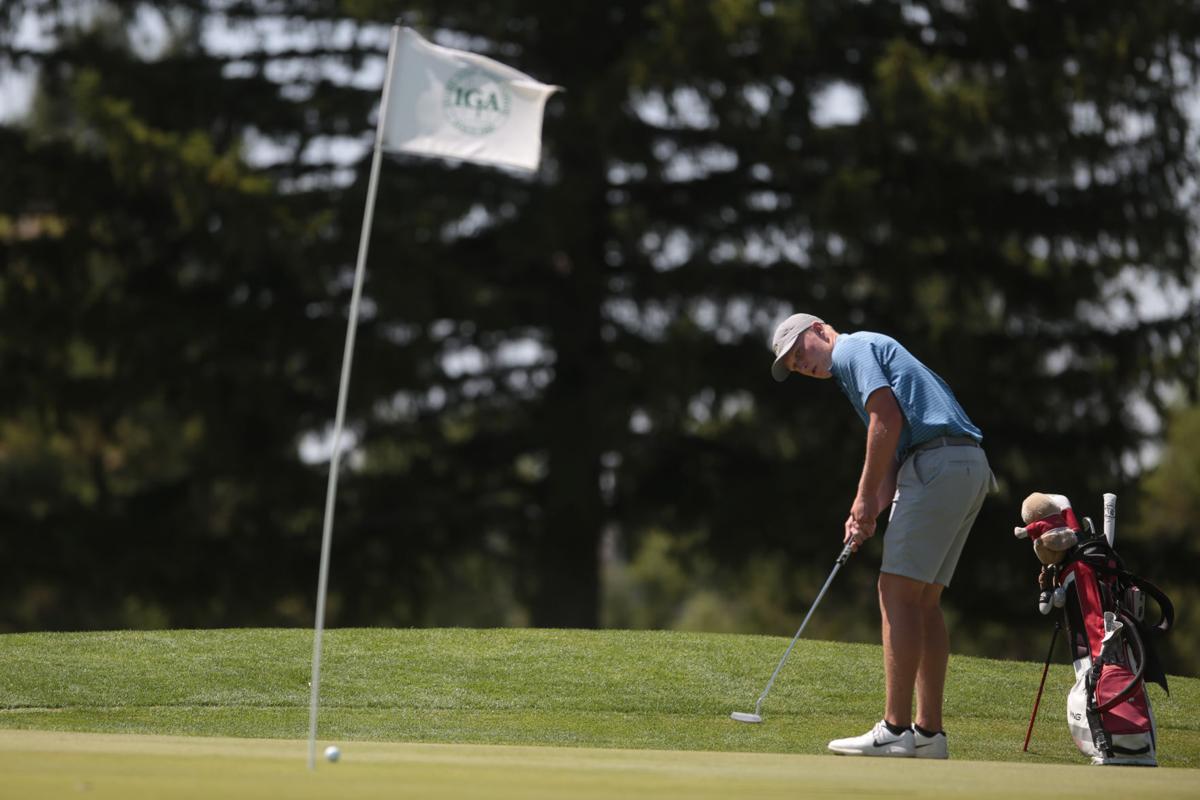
[2,730,1197,800]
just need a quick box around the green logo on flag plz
[444,68,512,135]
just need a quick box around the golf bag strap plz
[1127,575,1175,636]
[1094,611,1147,714]
[1083,560,1176,636]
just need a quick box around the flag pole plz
[307,24,403,771]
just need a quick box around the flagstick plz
[307,25,403,771]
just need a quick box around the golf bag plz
[1049,533,1175,766]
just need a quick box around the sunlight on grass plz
[0,628,1196,767]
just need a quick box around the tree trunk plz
[528,124,608,626]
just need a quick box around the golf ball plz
[324,745,341,763]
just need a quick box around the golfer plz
[770,313,991,759]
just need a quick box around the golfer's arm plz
[858,388,903,512]
[876,460,899,513]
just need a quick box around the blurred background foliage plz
[0,1,1197,674]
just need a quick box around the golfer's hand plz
[843,516,874,551]
[848,495,878,539]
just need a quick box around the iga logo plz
[444,68,511,135]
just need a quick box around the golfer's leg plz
[879,572,927,728]
[914,582,948,732]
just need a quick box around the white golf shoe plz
[827,721,915,757]
[912,727,948,759]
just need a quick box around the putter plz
[731,541,855,724]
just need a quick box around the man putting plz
[770,313,992,760]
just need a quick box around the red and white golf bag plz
[1017,493,1175,766]
[1056,537,1174,766]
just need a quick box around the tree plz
[0,4,346,628]
[1131,400,1200,673]
[1,1,1197,669]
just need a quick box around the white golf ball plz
[324,745,341,763]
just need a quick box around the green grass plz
[1,628,1197,768]
[5,730,1200,800]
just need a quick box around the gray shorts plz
[883,444,992,586]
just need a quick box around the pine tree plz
[1,2,1196,662]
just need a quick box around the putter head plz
[730,711,762,724]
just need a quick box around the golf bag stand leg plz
[1023,621,1061,752]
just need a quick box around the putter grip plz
[1103,493,1117,546]
[837,542,854,564]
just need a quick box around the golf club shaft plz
[1023,621,1060,752]
[753,542,854,715]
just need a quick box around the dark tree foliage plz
[1132,400,1200,673]
[1,1,1196,668]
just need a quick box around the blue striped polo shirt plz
[830,331,982,463]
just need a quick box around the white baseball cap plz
[770,313,823,381]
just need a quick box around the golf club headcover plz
[1014,492,1080,566]
[1038,567,1054,615]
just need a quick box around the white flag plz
[380,27,560,172]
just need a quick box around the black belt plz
[911,436,980,454]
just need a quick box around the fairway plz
[3,729,1199,800]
